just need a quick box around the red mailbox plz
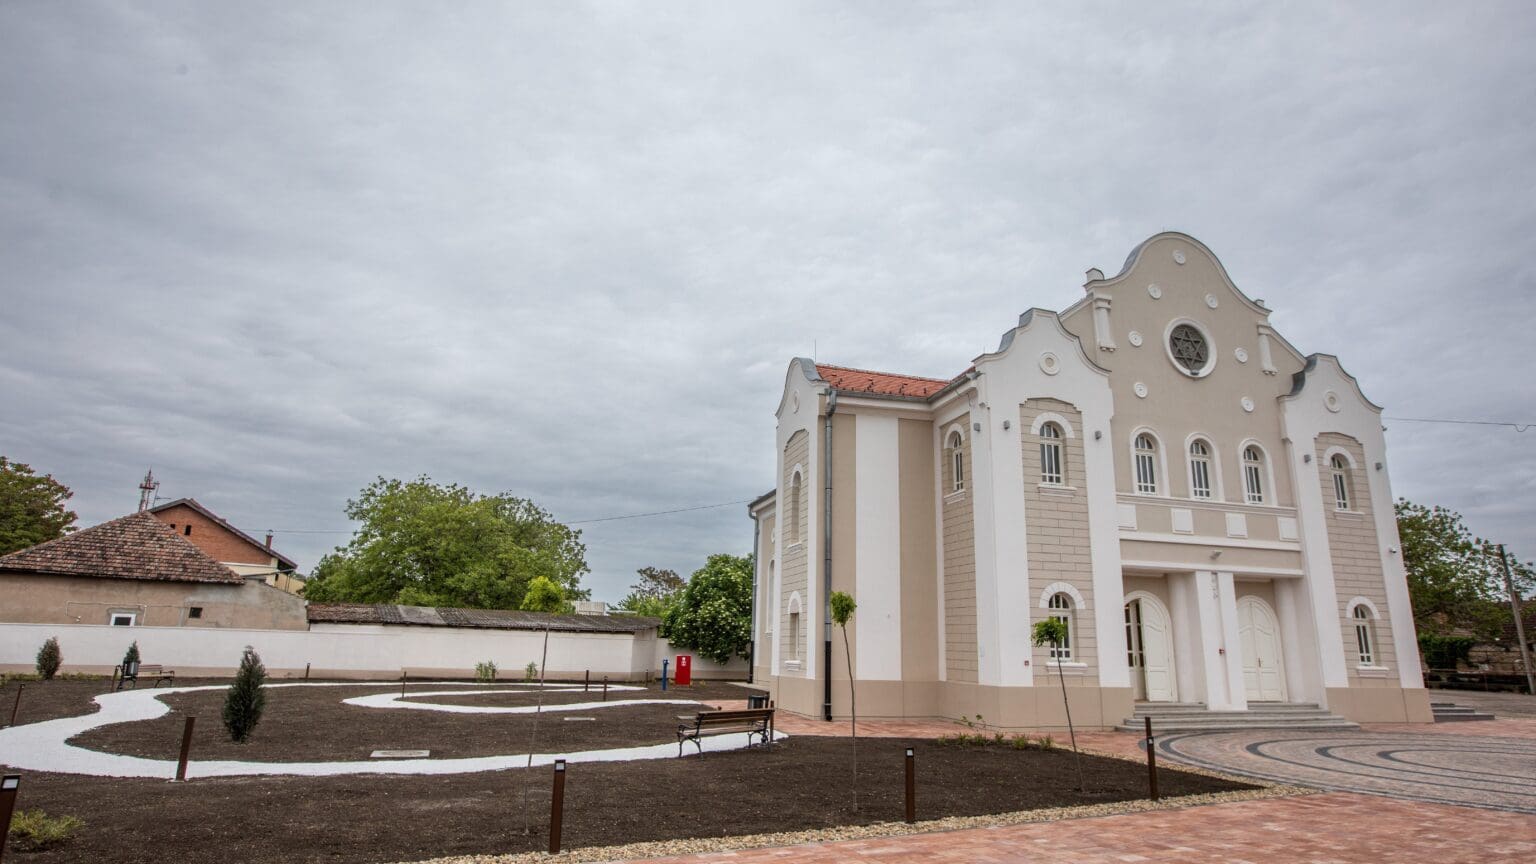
[675,655,692,686]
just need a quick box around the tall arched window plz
[1243,446,1266,504]
[1189,439,1213,499]
[948,430,965,493]
[1353,604,1375,665]
[1047,593,1074,660]
[1039,422,1064,485]
[787,594,802,661]
[1331,454,1352,510]
[1134,434,1159,494]
[788,470,803,544]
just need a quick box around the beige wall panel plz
[1021,398,1097,682]
[1317,434,1398,680]
[941,414,978,682]
[1326,686,1433,723]
[0,572,308,630]
[1119,540,1303,573]
[899,418,939,682]
[781,429,811,666]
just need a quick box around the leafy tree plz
[302,476,589,610]
[122,641,140,669]
[664,554,753,663]
[1032,617,1083,792]
[1397,499,1535,640]
[223,646,267,742]
[830,590,859,811]
[617,566,685,622]
[519,576,570,613]
[0,457,77,555]
[35,637,61,679]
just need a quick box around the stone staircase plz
[1116,701,1359,733]
[1431,701,1495,722]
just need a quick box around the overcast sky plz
[3,2,1533,602]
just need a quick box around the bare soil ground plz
[1,678,1253,864]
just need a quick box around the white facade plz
[749,232,1431,728]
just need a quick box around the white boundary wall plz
[1,622,750,681]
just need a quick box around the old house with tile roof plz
[749,232,1431,730]
[0,511,308,630]
[148,498,306,595]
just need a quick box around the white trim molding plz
[1037,581,1089,610]
[1345,596,1381,618]
[1029,412,1077,438]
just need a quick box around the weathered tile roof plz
[149,497,299,570]
[307,603,663,634]
[0,511,247,584]
[816,363,963,399]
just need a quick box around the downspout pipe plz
[747,505,759,685]
[822,389,838,722]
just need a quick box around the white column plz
[1168,572,1208,704]
[1215,572,1247,711]
[1275,577,1320,704]
[854,414,902,680]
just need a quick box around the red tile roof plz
[816,364,963,399]
[307,603,662,634]
[0,511,246,584]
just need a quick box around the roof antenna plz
[137,469,159,512]
[813,339,817,362]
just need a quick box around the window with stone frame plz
[1189,439,1213,498]
[1243,445,1266,504]
[1039,422,1065,485]
[1047,593,1074,660]
[1134,433,1159,494]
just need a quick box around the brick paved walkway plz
[614,791,1536,863]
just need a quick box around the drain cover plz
[370,749,431,758]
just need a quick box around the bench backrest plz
[694,709,772,726]
[137,664,165,674]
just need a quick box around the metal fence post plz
[1145,716,1158,801]
[175,716,196,782]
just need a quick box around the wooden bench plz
[676,708,775,756]
[116,663,176,690]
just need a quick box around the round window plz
[1169,324,1209,373]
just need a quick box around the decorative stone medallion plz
[1128,330,1143,347]
[1205,293,1219,309]
[1134,382,1149,399]
[1039,352,1061,375]
[1173,250,1187,265]
[1147,283,1163,300]
[1241,396,1255,413]
[1234,347,1249,363]
[1325,389,1342,413]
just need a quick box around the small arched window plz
[788,470,803,545]
[1243,446,1266,504]
[948,430,966,493]
[1040,422,1064,485]
[1134,434,1159,495]
[1189,439,1213,499]
[1331,454,1352,511]
[1047,593,1074,660]
[1353,604,1375,665]
[787,594,803,661]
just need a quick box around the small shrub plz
[35,637,61,679]
[8,809,84,851]
[475,660,498,682]
[122,641,141,669]
[524,661,539,682]
[223,646,267,743]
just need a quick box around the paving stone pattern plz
[1158,727,1536,813]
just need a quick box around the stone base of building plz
[1326,685,1433,723]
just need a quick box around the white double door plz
[1125,596,1176,703]
[1237,596,1286,702]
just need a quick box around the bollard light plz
[904,748,916,823]
[0,773,20,863]
[549,759,567,854]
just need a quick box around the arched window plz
[1353,604,1375,665]
[1039,422,1064,485]
[1188,439,1213,499]
[787,594,802,661]
[1331,454,1352,510]
[1047,593,1074,660]
[788,470,803,544]
[1243,446,1266,504]
[948,430,965,493]
[1134,434,1159,495]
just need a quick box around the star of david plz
[1170,325,1208,371]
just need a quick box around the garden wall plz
[0,622,699,681]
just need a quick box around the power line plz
[252,497,756,535]
[1385,416,1533,433]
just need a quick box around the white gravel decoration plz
[345,688,701,715]
[0,682,782,780]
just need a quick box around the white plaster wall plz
[774,360,824,681]
[854,413,903,680]
[652,639,750,679]
[0,622,656,680]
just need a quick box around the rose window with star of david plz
[1169,324,1209,373]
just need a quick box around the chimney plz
[265,532,274,550]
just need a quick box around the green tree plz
[617,566,685,623]
[519,576,570,613]
[35,636,61,679]
[122,641,140,669]
[830,590,859,811]
[1397,499,1535,640]
[302,476,589,610]
[223,646,267,742]
[0,457,77,555]
[1032,617,1083,791]
[664,554,753,663]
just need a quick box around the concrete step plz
[1115,717,1360,733]
[1431,702,1495,722]
[1120,701,1359,733]
[1131,703,1326,717]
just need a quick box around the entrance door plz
[1125,595,1176,702]
[1238,596,1286,702]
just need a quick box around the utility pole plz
[1496,544,1535,696]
